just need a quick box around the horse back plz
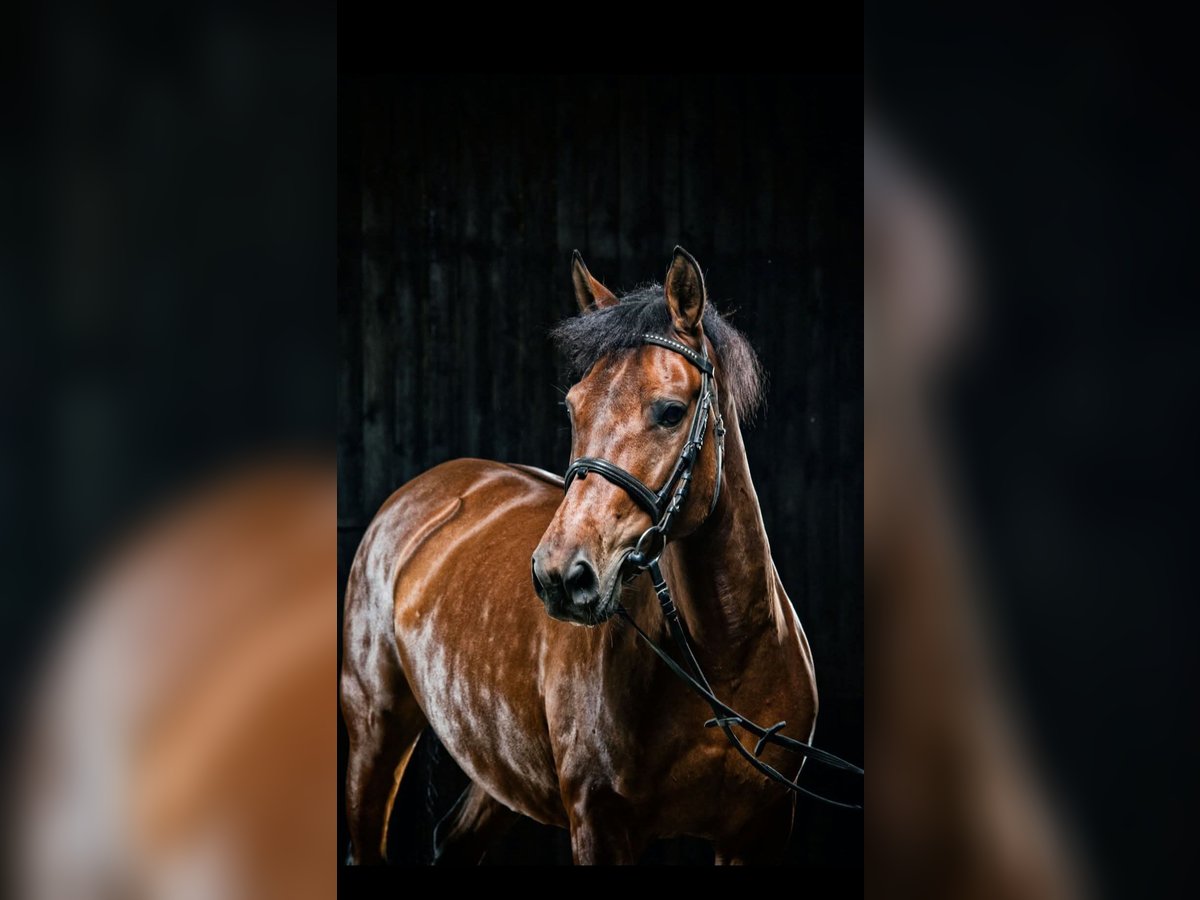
[355,458,562,591]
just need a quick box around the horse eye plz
[658,403,686,427]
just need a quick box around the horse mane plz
[549,283,766,424]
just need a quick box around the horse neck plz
[663,401,781,662]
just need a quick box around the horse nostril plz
[565,557,599,607]
[531,557,552,599]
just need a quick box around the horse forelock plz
[549,283,766,424]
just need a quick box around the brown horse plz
[341,248,819,865]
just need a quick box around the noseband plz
[563,334,726,562]
[557,333,863,810]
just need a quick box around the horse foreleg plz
[714,793,795,865]
[565,786,646,865]
[432,781,519,865]
[341,660,427,864]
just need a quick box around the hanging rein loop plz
[561,333,862,810]
[617,560,863,810]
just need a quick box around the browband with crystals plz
[640,334,714,375]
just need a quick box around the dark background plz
[338,74,862,865]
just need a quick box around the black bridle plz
[564,334,725,561]
[562,333,863,810]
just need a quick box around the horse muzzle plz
[531,549,624,626]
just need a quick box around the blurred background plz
[337,73,863,866]
[9,2,1197,892]
[1,5,334,899]
[868,6,1200,898]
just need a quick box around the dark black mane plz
[550,283,765,423]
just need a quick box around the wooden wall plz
[338,74,862,866]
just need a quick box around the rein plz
[562,333,863,811]
[617,562,863,810]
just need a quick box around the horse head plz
[531,247,723,626]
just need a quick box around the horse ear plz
[571,250,618,312]
[664,246,706,337]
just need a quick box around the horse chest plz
[548,677,796,831]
